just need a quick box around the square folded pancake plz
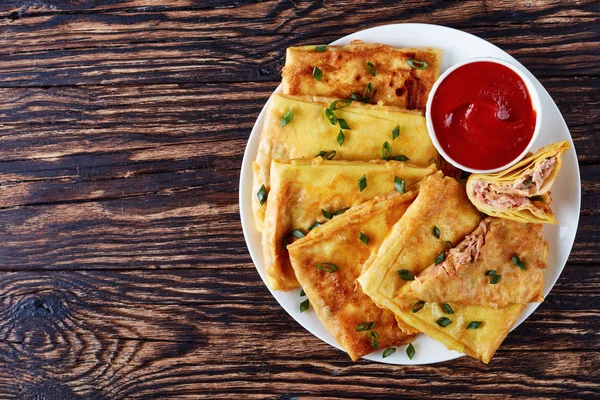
[282,41,442,112]
[287,191,418,361]
[357,172,481,332]
[403,217,548,307]
[252,93,437,231]
[263,159,437,291]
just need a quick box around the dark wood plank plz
[0,2,597,88]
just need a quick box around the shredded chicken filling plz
[448,220,489,266]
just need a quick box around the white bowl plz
[425,57,542,174]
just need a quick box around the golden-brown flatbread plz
[264,158,437,291]
[282,41,442,113]
[466,141,571,224]
[287,191,418,361]
[251,93,437,231]
[357,172,481,333]
[403,217,548,307]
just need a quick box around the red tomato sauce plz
[430,61,536,170]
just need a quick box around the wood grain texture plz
[0,0,597,398]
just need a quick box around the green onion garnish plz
[358,174,367,192]
[394,176,405,193]
[321,209,334,219]
[435,252,446,265]
[290,229,305,239]
[330,99,352,110]
[390,155,409,161]
[383,347,396,358]
[315,150,326,157]
[325,108,338,125]
[257,184,268,206]
[337,129,345,146]
[356,321,376,331]
[359,232,370,245]
[317,262,338,273]
[300,289,305,297]
[397,269,415,281]
[363,82,374,102]
[315,45,327,52]
[366,61,376,77]
[382,141,393,160]
[512,253,526,271]
[315,150,336,160]
[392,125,400,140]
[433,226,440,239]
[335,207,349,216]
[442,303,454,314]
[313,66,322,81]
[406,59,428,70]
[338,118,350,130]
[466,321,482,330]
[485,270,496,276]
[406,343,416,360]
[412,300,425,313]
[307,221,322,231]
[436,317,452,327]
[369,331,379,349]
[490,275,502,284]
[300,299,309,312]
[281,108,293,127]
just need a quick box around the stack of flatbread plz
[251,40,568,363]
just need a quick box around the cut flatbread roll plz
[252,93,437,231]
[357,172,481,333]
[393,296,525,364]
[263,158,437,291]
[282,41,442,113]
[466,140,571,224]
[287,191,418,361]
[403,217,548,307]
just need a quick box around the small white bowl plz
[425,57,542,174]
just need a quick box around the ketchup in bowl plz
[428,60,538,171]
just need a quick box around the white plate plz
[239,23,581,364]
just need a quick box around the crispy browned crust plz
[282,41,442,113]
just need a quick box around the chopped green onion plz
[330,99,352,110]
[350,93,362,102]
[406,343,416,360]
[394,176,406,193]
[307,221,322,231]
[436,317,452,327]
[321,209,334,219]
[512,253,526,271]
[337,129,345,146]
[466,321,482,330]
[369,331,379,349]
[390,155,409,161]
[356,321,376,331]
[315,150,326,157]
[397,269,415,281]
[290,229,305,239]
[281,108,294,127]
[435,252,446,265]
[485,270,497,276]
[315,45,327,52]
[433,226,440,239]
[312,66,322,81]
[315,150,336,160]
[300,299,309,312]
[442,303,454,314]
[363,82,374,102]
[359,232,370,245]
[412,300,425,313]
[338,118,350,130]
[257,184,268,206]
[392,125,400,140]
[529,195,544,202]
[489,275,502,284]
[382,347,396,358]
[406,59,428,70]
[317,262,338,273]
[300,289,306,297]
[335,207,349,216]
[382,141,393,160]
[358,174,367,192]
[325,108,338,125]
[445,241,453,249]
[366,61,376,77]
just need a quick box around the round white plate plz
[239,23,581,364]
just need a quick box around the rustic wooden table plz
[0,1,597,398]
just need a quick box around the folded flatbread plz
[282,41,442,113]
[466,141,571,224]
[287,191,418,361]
[252,93,437,231]
[357,172,481,332]
[403,217,548,307]
[264,159,437,291]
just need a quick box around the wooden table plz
[0,1,597,398]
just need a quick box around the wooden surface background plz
[0,1,598,398]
